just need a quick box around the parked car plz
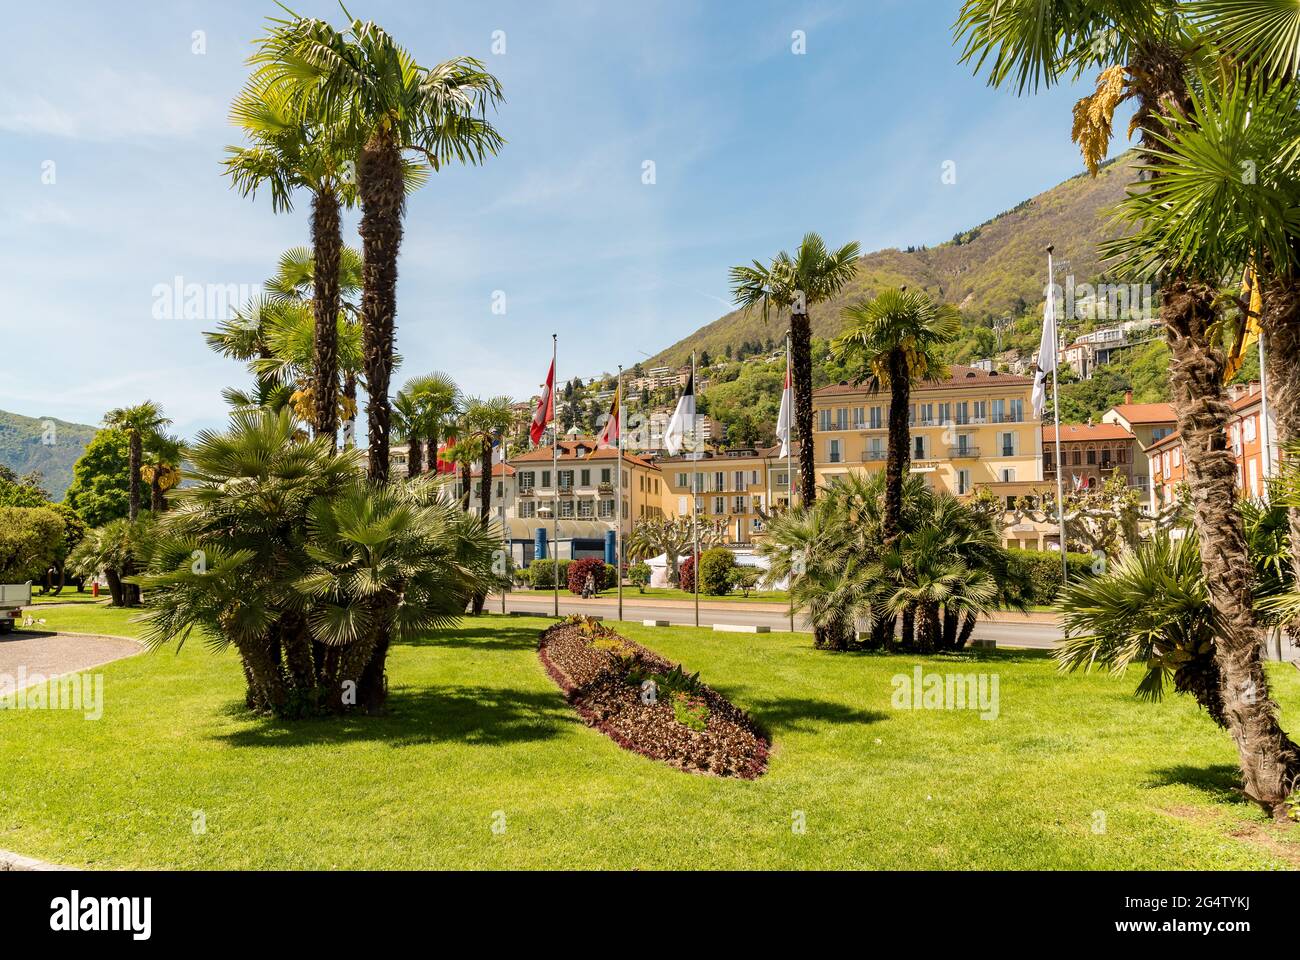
[0,582,31,633]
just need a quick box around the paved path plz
[490,593,1064,649]
[0,632,141,696]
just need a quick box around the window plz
[1172,448,1181,467]
[734,470,746,491]
[601,468,612,484]
[713,496,725,514]
[519,471,535,490]
[734,496,746,513]
[1000,468,1017,482]
[992,399,1006,423]
[559,501,574,518]
[580,469,590,486]
[955,401,969,425]
[598,499,614,519]
[577,500,593,518]
[913,435,925,459]
[541,470,551,488]
[919,403,934,426]
[1086,448,1096,465]
[1152,427,1171,442]
[558,470,574,489]
[938,402,951,425]
[677,472,688,489]
[775,471,788,486]
[957,469,971,495]
[714,471,725,492]
[1009,398,1024,422]
[852,407,865,429]
[834,408,848,430]
[1000,432,1015,457]
[1249,458,1259,497]
[818,409,831,431]
[870,406,883,429]
[1072,449,1081,466]
[829,439,842,463]
[973,400,987,423]
[520,501,536,518]
[869,437,884,459]
[1243,416,1257,443]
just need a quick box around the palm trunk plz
[1165,277,1300,816]
[312,188,342,446]
[150,473,164,514]
[1260,281,1300,581]
[884,350,911,546]
[425,429,439,475]
[471,440,493,615]
[790,311,816,505]
[956,611,977,649]
[357,130,404,486]
[104,568,124,607]
[128,432,142,521]
[900,604,915,649]
[460,462,472,510]
[407,438,423,478]
[343,373,358,447]
[941,606,959,649]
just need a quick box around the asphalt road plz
[491,593,1064,650]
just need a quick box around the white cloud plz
[0,69,219,142]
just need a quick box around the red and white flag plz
[591,393,621,457]
[530,358,555,446]
[775,349,793,458]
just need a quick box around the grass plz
[29,590,109,606]
[514,586,792,604]
[0,605,1296,869]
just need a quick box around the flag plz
[1224,264,1263,383]
[664,374,696,456]
[1031,274,1058,419]
[530,358,555,446]
[775,349,792,458]
[590,394,621,457]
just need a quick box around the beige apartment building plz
[655,445,798,544]
[811,366,1043,498]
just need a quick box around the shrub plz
[0,506,65,583]
[604,563,618,588]
[678,554,698,593]
[527,558,570,589]
[731,566,763,597]
[1005,548,1096,605]
[698,548,736,596]
[628,562,651,592]
[567,557,608,594]
[672,692,709,732]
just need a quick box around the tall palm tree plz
[225,73,358,444]
[256,13,505,483]
[102,402,171,521]
[393,372,460,478]
[141,433,186,514]
[443,436,481,512]
[830,289,960,545]
[730,233,860,505]
[462,395,515,522]
[955,0,1299,816]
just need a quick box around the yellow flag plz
[1224,264,1263,383]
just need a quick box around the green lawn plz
[29,591,109,606]
[0,605,1296,869]
[514,586,792,603]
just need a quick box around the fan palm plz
[254,12,504,483]
[102,402,171,521]
[954,0,1300,822]
[393,372,460,477]
[141,432,186,514]
[729,232,860,505]
[831,289,960,545]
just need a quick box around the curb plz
[0,848,73,871]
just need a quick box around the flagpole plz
[1258,331,1273,485]
[1047,245,1067,583]
[785,332,795,633]
[616,364,624,623]
[552,333,560,619]
[691,350,700,629]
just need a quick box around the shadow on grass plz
[214,683,575,749]
[739,695,888,735]
[1147,764,1247,805]
[398,623,540,651]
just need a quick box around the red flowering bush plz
[567,557,608,595]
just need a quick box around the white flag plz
[775,349,792,458]
[1031,264,1058,419]
[664,374,696,456]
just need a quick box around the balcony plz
[992,414,1024,424]
[517,487,536,497]
[861,449,887,461]
[597,481,614,493]
[948,446,980,458]
[558,485,574,497]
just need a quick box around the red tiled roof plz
[1107,402,1176,425]
[814,365,1032,396]
[469,462,516,478]
[508,442,659,470]
[1042,423,1135,443]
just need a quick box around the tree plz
[956,0,1300,816]
[0,467,51,508]
[67,515,155,607]
[393,372,460,478]
[626,516,727,587]
[730,232,860,505]
[831,289,960,546]
[101,402,170,521]
[0,507,64,585]
[141,433,186,515]
[258,13,505,484]
[64,429,131,528]
[461,395,513,614]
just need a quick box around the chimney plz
[1124,389,1133,404]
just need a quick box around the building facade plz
[1042,422,1137,491]
[655,445,798,544]
[810,366,1042,498]
[1100,398,1177,493]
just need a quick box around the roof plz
[1107,402,1177,425]
[1042,423,1135,443]
[655,443,794,465]
[814,365,1032,397]
[508,441,659,470]
[469,462,516,478]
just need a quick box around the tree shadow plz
[214,683,575,749]
[738,694,889,735]
[398,623,540,651]
[1147,764,1246,805]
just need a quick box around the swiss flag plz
[530,358,555,446]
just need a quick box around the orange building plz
[1148,382,1274,508]
[1042,422,1137,491]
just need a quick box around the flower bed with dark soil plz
[538,618,769,779]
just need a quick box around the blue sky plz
[0,0,1119,438]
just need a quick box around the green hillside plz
[645,154,1135,370]
[0,410,98,500]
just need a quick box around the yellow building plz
[508,438,665,536]
[655,445,798,543]
[811,365,1043,496]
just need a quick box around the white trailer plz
[0,582,31,633]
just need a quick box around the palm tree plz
[141,433,185,514]
[256,13,505,484]
[831,289,960,545]
[954,0,1300,822]
[730,233,860,505]
[393,372,460,478]
[102,402,171,521]
[462,396,514,522]
[443,436,481,511]
[225,73,357,444]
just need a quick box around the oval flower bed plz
[538,617,769,779]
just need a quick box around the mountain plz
[0,410,98,500]
[643,154,1135,369]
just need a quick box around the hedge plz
[527,558,570,589]
[698,548,736,596]
[0,506,65,583]
[1004,548,1096,606]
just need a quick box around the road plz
[490,593,1064,650]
